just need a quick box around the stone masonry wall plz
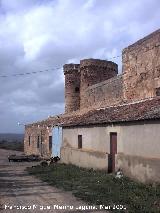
[24,125,52,157]
[63,64,80,113]
[80,59,118,109]
[83,75,123,109]
[123,29,160,101]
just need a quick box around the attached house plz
[24,29,160,183]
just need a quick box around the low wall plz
[61,146,108,170]
[116,153,160,183]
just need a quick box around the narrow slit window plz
[75,87,79,92]
[156,87,160,96]
[37,136,40,148]
[49,136,52,151]
[78,135,82,149]
[29,136,31,146]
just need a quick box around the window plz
[75,87,79,92]
[41,130,43,144]
[49,136,52,151]
[37,136,40,148]
[78,135,82,149]
[28,136,31,146]
[156,87,160,96]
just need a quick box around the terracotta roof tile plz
[61,97,160,126]
[26,97,160,128]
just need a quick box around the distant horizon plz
[0,132,24,135]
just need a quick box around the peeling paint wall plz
[61,122,160,182]
[61,146,108,170]
[116,154,160,183]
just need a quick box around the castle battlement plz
[63,59,119,113]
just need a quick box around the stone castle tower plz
[79,59,118,109]
[63,59,118,113]
[63,64,80,113]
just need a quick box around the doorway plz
[52,126,62,157]
[108,132,117,173]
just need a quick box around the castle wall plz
[63,59,119,112]
[80,59,118,109]
[123,29,160,101]
[82,75,123,108]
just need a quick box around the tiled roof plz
[26,97,160,128]
[61,97,160,126]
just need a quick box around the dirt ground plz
[0,149,107,213]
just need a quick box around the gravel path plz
[0,149,106,213]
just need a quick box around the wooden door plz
[108,133,117,172]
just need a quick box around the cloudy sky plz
[0,0,159,133]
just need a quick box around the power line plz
[0,55,122,78]
[0,67,62,78]
[107,55,121,60]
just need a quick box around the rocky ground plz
[0,149,106,213]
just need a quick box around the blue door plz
[52,126,62,157]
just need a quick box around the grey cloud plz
[0,0,159,133]
[0,0,50,13]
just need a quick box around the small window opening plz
[78,135,82,149]
[37,136,40,148]
[156,87,160,96]
[49,136,52,151]
[75,87,79,92]
[29,136,31,146]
